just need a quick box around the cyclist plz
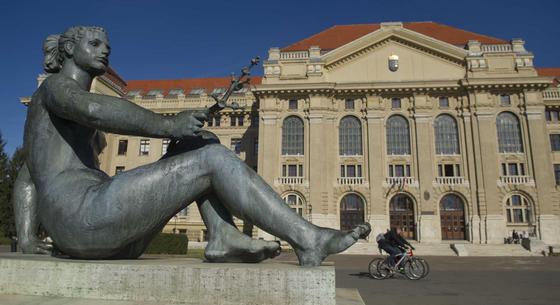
[376,227,415,268]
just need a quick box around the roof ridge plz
[126,76,236,82]
[411,21,507,43]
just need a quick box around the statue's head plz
[43,26,110,77]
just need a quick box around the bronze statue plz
[13,26,370,266]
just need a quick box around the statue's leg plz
[163,133,280,262]
[13,164,51,254]
[187,145,370,266]
[198,194,281,263]
[76,143,368,265]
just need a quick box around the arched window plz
[282,116,304,155]
[386,115,410,155]
[339,116,362,155]
[283,193,305,216]
[434,114,460,155]
[340,194,365,231]
[497,112,523,153]
[505,194,533,224]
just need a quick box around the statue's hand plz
[171,110,208,137]
[19,237,52,255]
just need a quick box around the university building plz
[23,21,560,246]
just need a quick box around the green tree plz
[0,132,13,238]
[3,146,26,238]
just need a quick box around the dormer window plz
[211,88,227,96]
[126,90,141,98]
[189,88,206,95]
[167,88,184,97]
[144,89,163,99]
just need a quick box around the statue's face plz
[72,30,111,76]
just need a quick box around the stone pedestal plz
[0,254,337,305]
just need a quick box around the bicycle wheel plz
[377,259,394,279]
[412,257,429,278]
[368,258,385,280]
[403,258,425,280]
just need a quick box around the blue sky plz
[0,0,559,155]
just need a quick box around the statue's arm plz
[44,77,180,138]
[13,164,51,254]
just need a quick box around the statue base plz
[0,253,364,305]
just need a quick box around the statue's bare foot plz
[19,237,52,255]
[204,229,281,263]
[294,223,371,267]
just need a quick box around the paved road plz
[276,254,560,305]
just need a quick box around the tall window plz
[282,164,303,177]
[501,162,525,176]
[546,108,560,123]
[550,134,560,151]
[438,164,461,177]
[139,139,150,155]
[117,139,128,156]
[434,114,460,155]
[391,97,401,109]
[340,164,362,177]
[386,115,410,155]
[388,164,411,177]
[554,164,560,185]
[162,139,170,155]
[505,194,532,224]
[208,115,221,127]
[283,193,305,216]
[339,116,362,155]
[497,112,523,153]
[282,116,304,155]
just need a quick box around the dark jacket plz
[381,228,413,249]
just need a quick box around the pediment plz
[323,26,468,68]
[322,28,469,83]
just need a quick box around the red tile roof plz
[126,76,263,96]
[537,68,560,77]
[102,66,127,91]
[537,68,560,85]
[282,21,507,51]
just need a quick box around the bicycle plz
[368,248,429,280]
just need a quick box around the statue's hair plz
[43,26,106,73]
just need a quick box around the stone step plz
[459,244,539,257]
[342,241,457,256]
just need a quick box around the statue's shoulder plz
[41,74,80,92]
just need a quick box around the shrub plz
[145,233,188,255]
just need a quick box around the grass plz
[185,248,205,259]
[0,236,11,245]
